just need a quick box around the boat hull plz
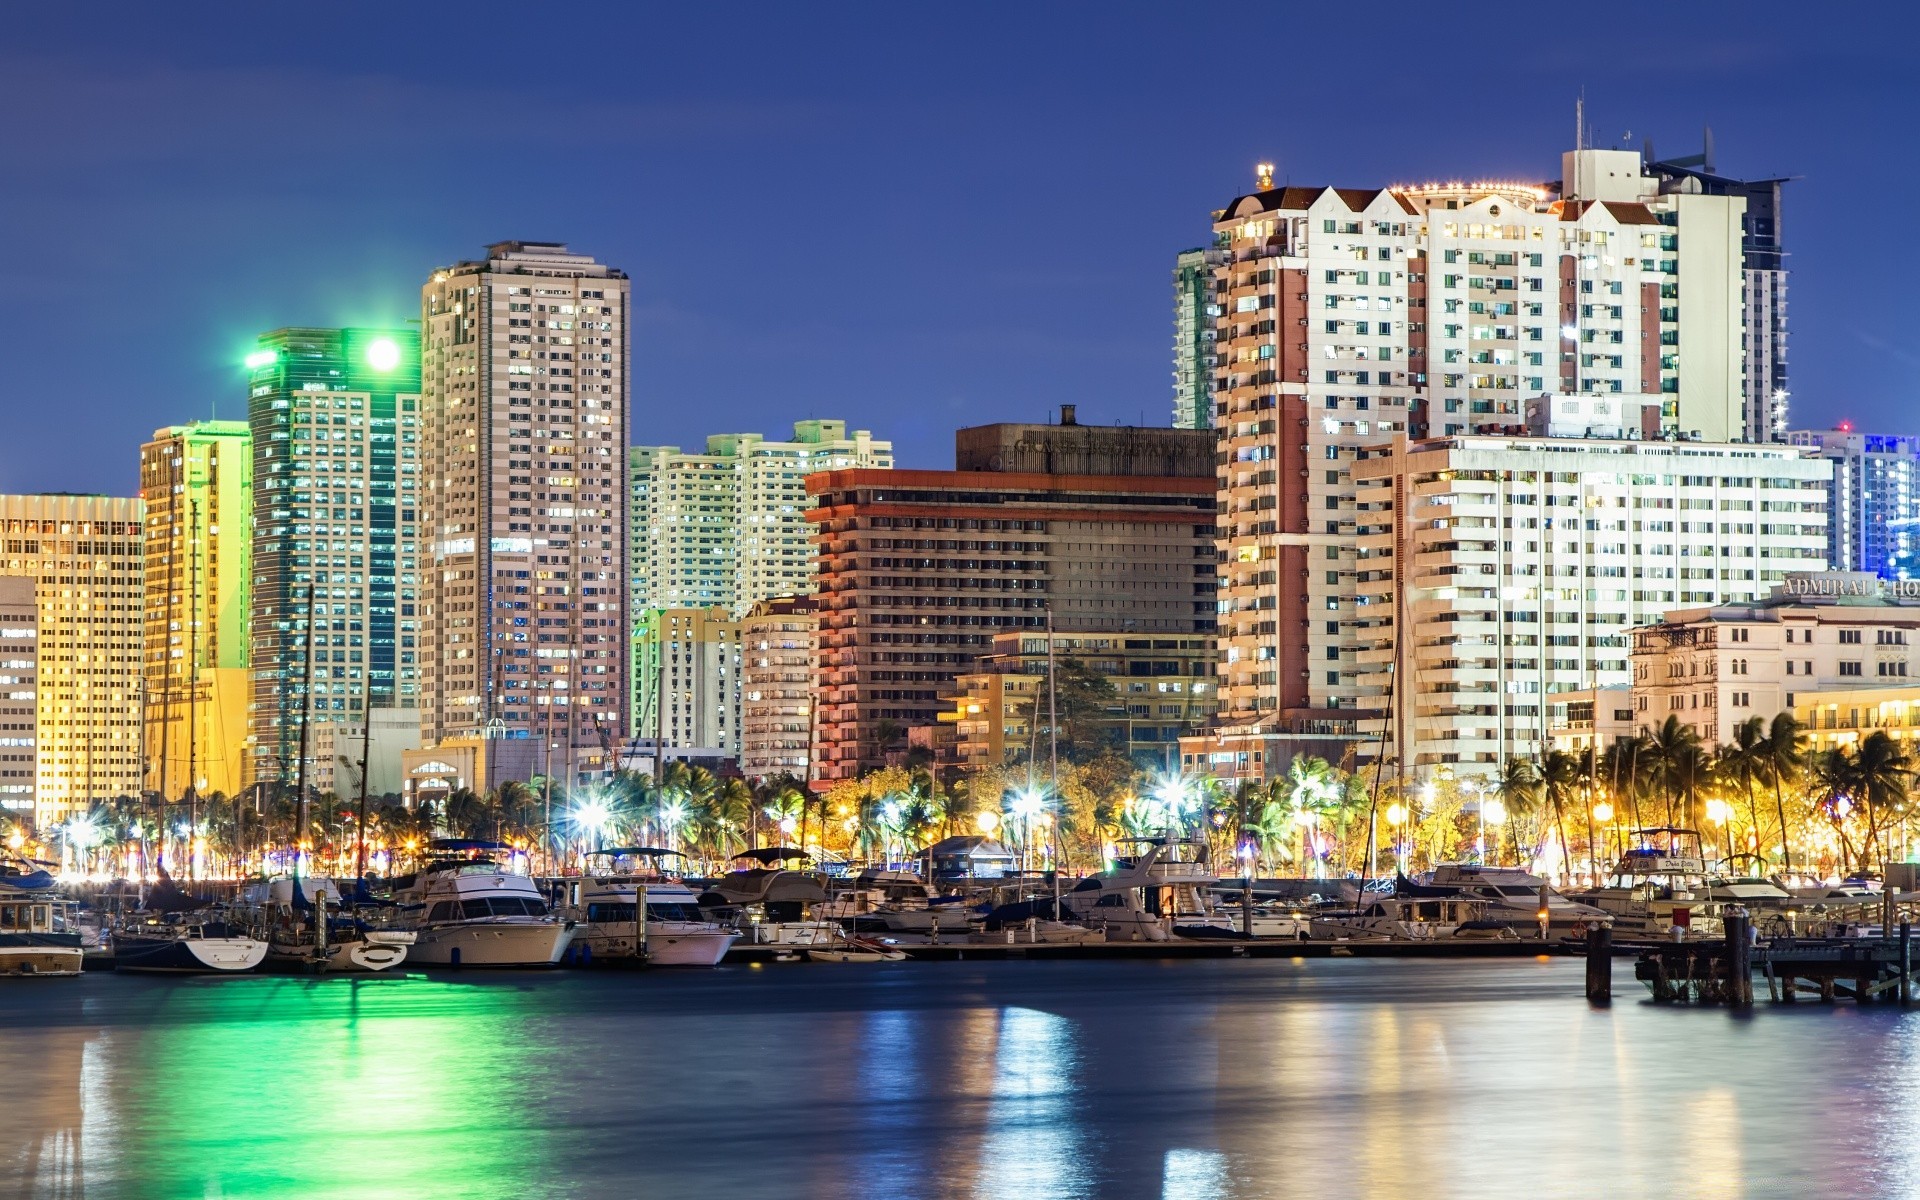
[113,933,269,974]
[408,921,574,968]
[0,932,85,977]
[268,937,412,973]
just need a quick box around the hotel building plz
[1353,435,1829,772]
[741,596,816,780]
[141,420,252,800]
[1787,427,1920,579]
[0,494,144,828]
[1629,573,1920,749]
[808,417,1216,780]
[245,328,422,791]
[419,242,630,753]
[632,606,741,759]
[1209,146,1758,776]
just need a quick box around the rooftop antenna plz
[1703,124,1716,174]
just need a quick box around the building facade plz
[1353,435,1830,772]
[1787,427,1920,579]
[629,420,892,619]
[741,596,815,780]
[808,420,1217,781]
[1795,684,1920,757]
[140,420,252,801]
[0,494,144,828]
[633,606,741,759]
[1209,147,1753,776]
[245,327,422,791]
[419,243,630,751]
[1172,248,1216,430]
[938,629,1216,772]
[1630,574,1920,748]
[0,577,37,818]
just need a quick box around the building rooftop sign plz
[1779,572,1920,603]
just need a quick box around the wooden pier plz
[1625,917,1919,1008]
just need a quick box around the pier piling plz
[1723,909,1752,1008]
[1902,923,1912,1008]
[1585,921,1612,1005]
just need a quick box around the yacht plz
[1403,864,1610,937]
[1055,838,1233,941]
[698,862,832,946]
[0,860,83,976]
[567,850,740,967]
[112,913,269,973]
[821,868,975,935]
[1308,896,1509,941]
[391,842,575,968]
[1572,828,1725,940]
[237,876,413,973]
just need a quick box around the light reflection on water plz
[4,959,1918,1198]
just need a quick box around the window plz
[1840,629,1862,645]
[1840,661,1863,677]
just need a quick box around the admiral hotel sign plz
[1782,572,1920,601]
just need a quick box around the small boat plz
[112,916,269,974]
[0,860,83,977]
[803,934,907,963]
[566,849,741,968]
[238,877,414,973]
[391,840,575,968]
[1308,896,1505,941]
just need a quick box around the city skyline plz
[3,5,1917,497]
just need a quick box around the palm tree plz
[1849,730,1912,870]
[1496,757,1542,866]
[1538,749,1581,882]
[1763,712,1806,871]
[1642,716,1705,829]
[1719,716,1770,857]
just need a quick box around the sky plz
[2,3,1915,495]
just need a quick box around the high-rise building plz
[1649,141,1790,441]
[1786,427,1920,579]
[0,577,37,819]
[419,242,630,753]
[0,494,144,828]
[1172,248,1216,430]
[245,328,422,791]
[741,596,816,780]
[1353,435,1830,773]
[808,416,1216,780]
[140,420,252,801]
[629,420,892,618]
[1208,146,1754,776]
[632,606,741,758]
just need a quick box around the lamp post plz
[1385,803,1408,874]
[1482,797,1507,868]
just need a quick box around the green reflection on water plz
[104,975,559,1200]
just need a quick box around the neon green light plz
[244,350,277,370]
[366,338,401,372]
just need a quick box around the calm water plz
[3,957,1916,1199]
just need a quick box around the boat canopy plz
[428,838,513,852]
[732,847,810,864]
[590,847,683,859]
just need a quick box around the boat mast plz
[294,579,317,874]
[186,497,200,882]
[355,700,373,880]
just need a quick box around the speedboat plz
[237,876,414,973]
[112,914,269,973]
[391,841,575,968]
[567,849,740,967]
[1403,864,1609,937]
[0,860,83,977]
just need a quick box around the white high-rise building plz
[1352,435,1830,775]
[628,420,891,619]
[1786,427,1920,579]
[1208,146,1755,776]
[419,242,630,752]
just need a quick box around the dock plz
[728,937,1576,964]
[1622,915,1920,1007]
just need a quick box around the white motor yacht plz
[392,842,574,968]
[1409,864,1609,937]
[1052,838,1233,941]
[821,868,974,934]
[1309,896,1509,941]
[698,857,831,945]
[0,862,83,977]
[1572,828,1725,940]
[567,849,740,967]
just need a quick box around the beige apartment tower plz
[420,243,630,760]
[0,494,145,829]
[741,596,817,779]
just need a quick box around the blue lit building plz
[1788,425,1920,579]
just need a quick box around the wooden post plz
[1723,908,1752,1008]
[1585,921,1612,1005]
[1902,922,1913,1008]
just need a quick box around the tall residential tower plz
[1788,427,1920,579]
[420,243,629,754]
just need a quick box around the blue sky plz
[2,2,1913,492]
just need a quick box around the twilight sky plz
[2,3,1914,494]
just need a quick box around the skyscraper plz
[628,420,892,618]
[0,494,144,829]
[1172,248,1216,429]
[0,577,38,819]
[1207,146,1752,773]
[419,242,629,754]
[245,328,422,791]
[140,420,251,801]
[741,595,817,780]
[632,606,741,759]
[1788,426,1920,578]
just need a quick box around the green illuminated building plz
[245,328,421,790]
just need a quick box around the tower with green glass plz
[244,328,421,792]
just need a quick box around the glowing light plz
[67,816,99,850]
[1560,325,1579,341]
[573,799,612,835]
[1385,803,1407,828]
[1482,798,1507,826]
[975,810,1001,835]
[366,337,402,372]
[244,348,278,371]
[4,831,21,851]
[1012,790,1044,821]
[1592,801,1615,824]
